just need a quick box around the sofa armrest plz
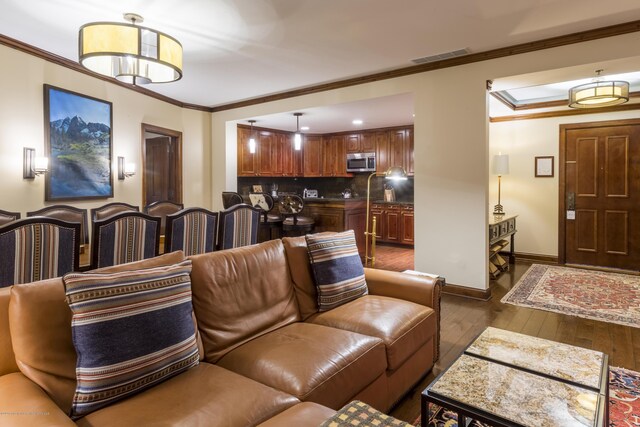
[364,268,443,361]
[0,373,75,427]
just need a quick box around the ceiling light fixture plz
[293,113,303,151]
[352,119,363,125]
[568,69,629,109]
[78,13,183,85]
[248,120,257,154]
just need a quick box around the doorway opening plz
[141,124,183,207]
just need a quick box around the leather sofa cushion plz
[8,251,192,414]
[76,363,299,427]
[0,287,18,376]
[189,240,301,362]
[308,295,436,371]
[217,322,387,410]
[281,236,319,320]
[257,402,336,427]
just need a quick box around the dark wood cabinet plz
[304,200,367,257]
[238,124,412,178]
[368,203,414,246]
[303,135,323,177]
[238,127,258,176]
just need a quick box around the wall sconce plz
[23,147,49,179]
[118,156,136,180]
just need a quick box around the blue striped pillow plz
[63,260,199,419]
[305,230,368,311]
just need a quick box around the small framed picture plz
[252,184,263,193]
[535,156,554,177]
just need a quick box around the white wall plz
[0,44,211,214]
[211,32,640,291]
[489,109,640,258]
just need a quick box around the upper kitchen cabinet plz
[346,132,376,154]
[279,132,303,177]
[323,135,352,177]
[303,135,323,177]
[376,126,414,176]
[238,127,258,176]
[257,130,276,176]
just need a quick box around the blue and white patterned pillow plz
[305,230,368,311]
[63,259,199,418]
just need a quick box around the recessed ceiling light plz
[352,119,363,125]
[300,126,310,131]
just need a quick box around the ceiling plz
[3,0,640,110]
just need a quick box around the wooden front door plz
[142,124,183,206]
[560,119,640,270]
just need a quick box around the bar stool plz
[249,193,283,242]
[278,195,315,237]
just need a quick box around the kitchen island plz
[302,198,367,256]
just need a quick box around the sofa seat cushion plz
[307,295,436,371]
[257,402,336,427]
[217,322,387,410]
[76,363,299,427]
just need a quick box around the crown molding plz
[489,101,640,122]
[2,19,640,113]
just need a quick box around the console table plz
[488,214,517,279]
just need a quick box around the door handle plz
[567,192,576,210]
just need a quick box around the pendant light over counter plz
[248,120,257,154]
[568,69,629,109]
[79,13,183,85]
[293,113,303,151]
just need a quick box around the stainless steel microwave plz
[346,152,376,172]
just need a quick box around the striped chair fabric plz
[0,217,80,287]
[165,208,218,256]
[218,204,260,250]
[91,212,161,269]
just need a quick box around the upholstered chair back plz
[91,212,160,269]
[0,217,80,287]
[27,205,89,245]
[217,204,260,250]
[165,208,218,256]
[144,200,184,235]
[221,192,244,209]
[90,202,139,222]
[0,209,20,227]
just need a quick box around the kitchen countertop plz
[302,197,413,206]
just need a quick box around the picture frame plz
[252,184,263,193]
[44,84,113,201]
[535,156,554,177]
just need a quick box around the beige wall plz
[489,109,640,258]
[211,32,640,291]
[0,44,211,215]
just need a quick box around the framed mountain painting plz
[44,85,113,201]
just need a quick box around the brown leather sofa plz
[0,236,442,426]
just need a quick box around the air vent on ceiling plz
[411,48,470,65]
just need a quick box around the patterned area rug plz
[418,366,640,426]
[500,264,640,328]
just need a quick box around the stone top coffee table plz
[421,327,608,427]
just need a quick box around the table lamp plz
[492,153,509,215]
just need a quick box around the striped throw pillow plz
[63,260,199,419]
[305,230,368,311]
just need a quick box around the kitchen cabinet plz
[257,130,275,176]
[375,127,414,176]
[238,127,258,176]
[369,203,414,246]
[279,133,303,177]
[346,132,376,154]
[303,200,367,257]
[323,135,352,177]
[375,131,390,175]
[303,135,323,177]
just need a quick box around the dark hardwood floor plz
[376,247,640,423]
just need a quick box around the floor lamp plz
[365,166,408,268]
[492,153,509,215]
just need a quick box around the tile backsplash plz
[237,175,414,202]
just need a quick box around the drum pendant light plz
[568,70,629,108]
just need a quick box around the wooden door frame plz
[558,117,640,264]
[141,123,183,207]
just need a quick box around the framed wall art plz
[535,156,554,178]
[44,85,113,201]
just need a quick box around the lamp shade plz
[79,20,182,84]
[492,154,509,175]
[384,166,408,180]
[568,80,629,108]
